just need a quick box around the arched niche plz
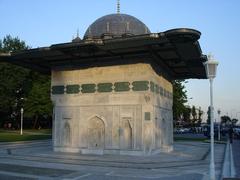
[87,116,105,149]
[63,122,71,146]
[120,119,133,150]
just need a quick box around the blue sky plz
[1,0,240,120]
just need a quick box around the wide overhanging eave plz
[0,28,207,79]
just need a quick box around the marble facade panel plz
[52,63,173,155]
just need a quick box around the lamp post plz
[230,109,236,119]
[204,54,219,180]
[217,109,221,141]
[20,107,24,135]
[237,112,240,120]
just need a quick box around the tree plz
[232,118,238,125]
[24,72,52,129]
[0,35,28,52]
[182,106,191,126]
[191,106,196,119]
[221,115,231,125]
[0,35,29,126]
[191,105,197,126]
[221,116,238,126]
[197,107,203,126]
[0,35,52,129]
[207,106,211,124]
[172,80,188,122]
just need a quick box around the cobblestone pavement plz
[232,139,240,178]
[0,140,226,180]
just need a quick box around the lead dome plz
[84,13,151,38]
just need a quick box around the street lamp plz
[20,107,24,135]
[237,112,240,120]
[204,54,219,180]
[217,109,221,141]
[20,97,24,135]
[230,109,236,119]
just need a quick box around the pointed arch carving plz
[63,122,71,146]
[121,118,133,149]
[87,115,105,149]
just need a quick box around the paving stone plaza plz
[0,140,226,180]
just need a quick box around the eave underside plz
[0,28,207,80]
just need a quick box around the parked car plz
[233,127,240,138]
[174,128,191,134]
[203,125,224,138]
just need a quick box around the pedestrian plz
[228,126,234,144]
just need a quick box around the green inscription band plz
[155,84,159,94]
[150,81,155,92]
[145,112,151,121]
[97,83,113,92]
[132,81,149,91]
[167,91,170,98]
[163,89,167,97]
[52,85,65,94]
[81,84,96,93]
[114,82,130,92]
[66,84,80,94]
[159,86,164,96]
[51,81,174,98]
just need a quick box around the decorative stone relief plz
[120,118,133,150]
[62,109,73,120]
[144,95,151,103]
[51,64,173,155]
[144,123,153,154]
[63,122,71,146]
[88,116,105,149]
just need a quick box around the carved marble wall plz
[51,63,173,155]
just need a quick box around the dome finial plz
[77,28,79,37]
[72,28,81,42]
[117,0,120,14]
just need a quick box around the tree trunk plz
[33,114,38,129]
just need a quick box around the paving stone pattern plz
[0,140,226,180]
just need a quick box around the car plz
[174,128,191,134]
[233,127,240,138]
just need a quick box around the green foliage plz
[197,107,203,126]
[172,80,188,121]
[0,35,29,117]
[191,105,197,126]
[207,106,211,124]
[221,116,238,126]
[182,106,191,124]
[191,106,196,119]
[232,118,238,125]
[24,73,52,118]
[0,35,28,52]
[0,35,52,128]
[172,80,203,127]
[221,115,231,125]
